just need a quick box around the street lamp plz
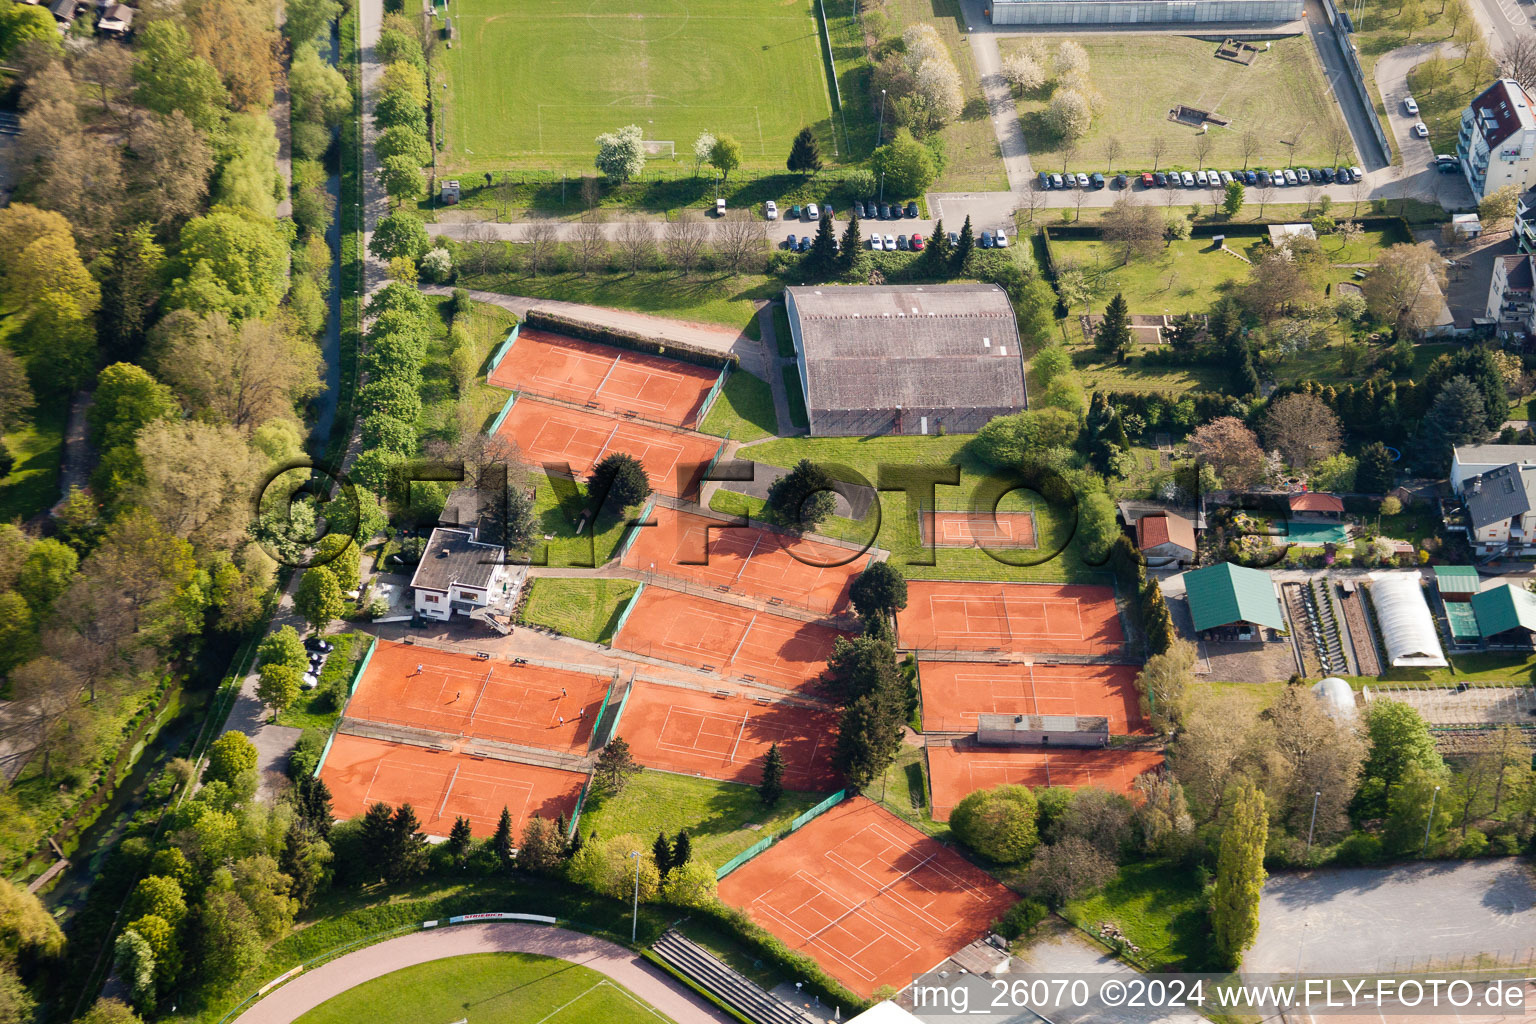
[878,171,885,205]
[877,89,887,148]
[1422,785,1440,855]
[1305,790,1320,857]
[627,850,641,942]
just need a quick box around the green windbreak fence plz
[696,364,730,425]
[488,393,518,437]
[612,497,656,561]
[314,635,378,776]
[568,778,590,837]
[590,672,620,749]
[716,789,848,879]
[609,582,646,644]
[702,435,730,495]
[487,322,521,374]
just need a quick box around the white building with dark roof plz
[1451,444,1536,495]
[1461,462,1536,557]
[1487,253,1536,340]
[1457,79,1536,202]
[409,527,508,622]
[783,284,1026,436]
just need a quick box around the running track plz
[232,923,735,1024]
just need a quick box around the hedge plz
[524,309,739,369]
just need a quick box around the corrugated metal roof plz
[1470,582,1536,637]
[1433,565,1482,596]
[1183,562,1284,631]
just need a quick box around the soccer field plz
[441,0,839,171]
[294,952,674,1024]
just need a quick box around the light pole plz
[628,850,641,942]
[878,172,885,206]
[1422,785,1440,855]
[1305,790,1320,858]
[877,90,887,148]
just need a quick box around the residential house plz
[97,3,133,35]
[1450,444,1536,495]
[1485,253,1536,342]
[1457,79,1536,203]
[409,526,509,622]
[1135,512,1197,565]
[1460,462,1536,557]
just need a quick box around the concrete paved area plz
[1445,229,1517,327]
[1248,860,1536,975]
[231,922,736,1024]
[1004,924,1207,1024]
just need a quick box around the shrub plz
[995,898,1049,940]
[1331,832,1383,866]
[950,785,1039,863]
[421,247,453,283]
[288,728,328,778]
[1455,828,1489,858]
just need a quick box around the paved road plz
[1467,0,1536,57]
[1301,0,1391,171]
[231,922,736,1024]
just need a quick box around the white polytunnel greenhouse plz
[1368,572,1448,668]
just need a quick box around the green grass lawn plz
[735,435,1103,582]
[1007,36,1356,174]
[772,301,793,358]
[520,578,638,642]
[1064,860,1216,971]
[577,770,828,869]
[1050,237,1254,315]
[457,266,774,336]
[0,395,66,522]
[420,297,516,449]
[1408,59,1479,158]
[276,632,364,731]
[700,369,777,441]
[439,0,840,174]
[780,365,809,429]
[530,479,634,568]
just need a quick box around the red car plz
[1140,172,1155,188]
[910,233,925,250]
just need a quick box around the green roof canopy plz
[1184,562,1285,632]
[1433,565,1481,597]
[1470,583,1536,638]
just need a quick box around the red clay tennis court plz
[319,734,586,838]
[897,581,1124,656]
[495,398,723,498]
[717,796,1014,998]
[617,680,840,789]
[927,746,1165,820]
[620,507,863,614]
[920,509,1037,549]
[346,641,610,754]
[487,328,720,427]
[918,661,1148,735]
[613,587,849,694]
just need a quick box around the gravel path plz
[231,922,736,1024]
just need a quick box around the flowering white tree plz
[691,131,716,177]
[1002,52,1046,91]
[595,124,646,184]
[914,58,963,127]
[1048,90,1092,140]
[1054,39,1090,77]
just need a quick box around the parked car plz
[1153,171,1168,187]
[853,200,865,218]
[789,204,802,219]
[1141,172,1155,188]
[764,200,778,220]
[1039,171,1052,190]
[879,203,892,219]
[911,233,925,250]
[786,233,798,249]
[883,234,895,249]
[1436,154,1459,173]
[1349,165,1364,181]
[715,197,726,216]
[1113,173,1128,189]
[947,231,959,247]
[994,229,1009,247]
[1283,168,1298,185]
[1051,173,1065,189]
[798,235,811,252]
[1405,96,1419,115]
[1297,168,1311,184]
[896,234,908,250]
[1076,172,1090,187]
[1244,170,1258,185]
[1195,170,1208,186]
[980,229,994,248]
[1256,169,1272,186]
[1180,171,1195,187]
[869,234,883,250]
[805,202,820,220]
[1319,167,1334,183]
[1413,121,1429,138]
[905,201,919,218]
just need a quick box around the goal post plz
[642,140,676,159]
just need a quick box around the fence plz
[697,364,730,425]
[618,571,854,624]
[567,779,590,838]
[1320,0,1393,167]
[716,789,847,879]
[486,322,520,374]
[488,392,517,437]
[599,675,635,743]
[613,496,657,562]
[813,0,847,158]
[607,583,647,643]
[314,635,379,776]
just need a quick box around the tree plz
[1261,684,1365,840]
[370,211,430,264]
[1002,51,1046,90]
[662,211,710,274]
[14,538,76,618]
[760,743,785,806]
[519,817,567,875]
[1133,774,1194,858]
[1361,699,1443,805]
[950,785,1039,863]
[1048,90,1092,140]
[594,736,641,793]
[1425,346,1509,431]
[839,212,863,270]
[77,1000,143,1024]
[660,859,718,908]
[870,128,938,198]
[569,833,659,901]
[788,125,822,173]
[380,154,425,206]
[615,219,657,272]
[294,567,346,635]
[652,830,674,876]
[1499,33,1536,92]
[765,459,837,531]
[588,452,652,514]
[953,215,975,271]
[850,561,908,624]
[132,21,228,132]
[1094,293,1132,358]
[1420,375,1488,467]
[572,212,608,276]
[595,124,646,183]
[285,0,342,46]
[256,663,302,719]
[0,877,65,959]
[1023,837,1115,907]
[716,212,767,276]
[1134,640,1195,734]
[1264,392,1342,471]
[446,816,474,865]
[204,731,258,788]
[691,131,716,177]
[805,213,839,279]
[1357,441,1396,493]
[1363,242,1447,337]
[709,135,742,181]
[1211,780,1267,968]
[1054,39,1089,75]
[833,682,905,792]
[1223,180,1245,217]
[492,806,515,868]
[1100,198,1161,266]
[169,210,289,320]
[1480,183,1521,228]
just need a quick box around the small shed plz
[97,2,133,34]
[1289,492,1345,519]
[1433,565,1481,602]
[1136,512,1197,564]
[1452,213,1483,239]
[440,179,460,204]
[976,714,1110,748]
